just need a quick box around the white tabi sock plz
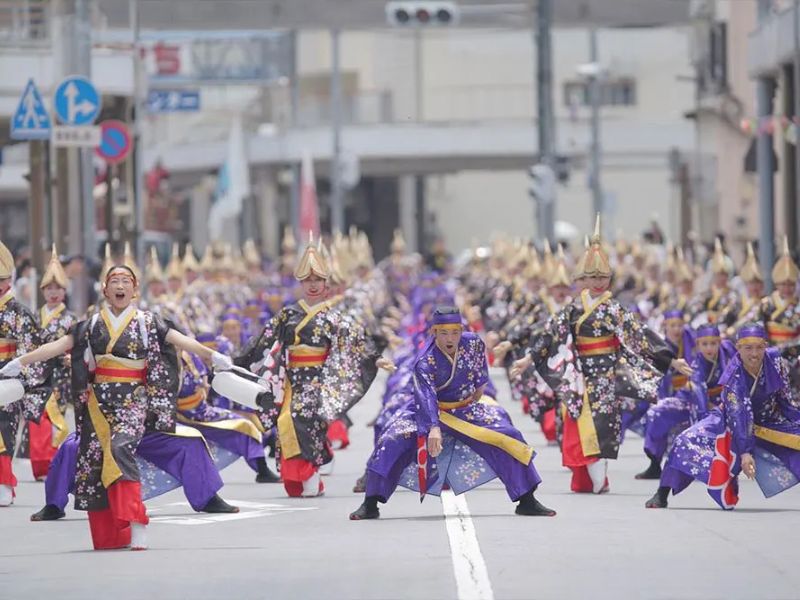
[301,471,321,497]
[587,460,608,494]
[131,522,148,551]
[0,484,13,506]
[319,457,334,476]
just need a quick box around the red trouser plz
[541,408,557,442]
[28,413,57,480]
[326,419,350,449]
[0,455,17,488]
[280,457,323,497]
[87,480,148,550]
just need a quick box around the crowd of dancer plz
[0,215,798,552]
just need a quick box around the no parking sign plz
[95,120,132,164]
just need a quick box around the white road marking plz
[148,500,318,525]
[441,490,494,600]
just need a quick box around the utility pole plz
[130,0,146,263]
[534,0,556,241]
[588,27,603,227]
[29,140,46,309]
[330,29,345,234]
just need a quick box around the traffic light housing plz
[386,2,460,27]
[528,163,556,206]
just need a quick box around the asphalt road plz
[2,370,799,600]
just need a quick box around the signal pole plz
[534,0,556,241]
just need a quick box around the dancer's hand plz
[485,331,500,351]
[0,358,21,378]
[741,453,756,479]
[428,426,443,458]
[376,357,397,373]
[509,356,532,380]
[211,351,233,372]
[493,341,512,361]
[671,358,693,377]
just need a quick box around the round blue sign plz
[54,76,101,126]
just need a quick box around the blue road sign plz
[54,76,101,126]
[10,79,51,140]
[146,90,201,113]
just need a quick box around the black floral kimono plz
[235,299,380,469]
[0,290,49,459]
[70,305,179,511]
[530,290,675,462]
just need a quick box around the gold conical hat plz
[0,239,13,280]
[582,214,612,277]
[182,243,201,272]
[123,242,141,282]
[739,242,763,283]
[281,226,297,254]
[166,242,184,280]
[294,231,330,281]
[541,240,555,282]
[40,244,69,289]
[573,236,590,279]
[711,238,729,275]
[200,246,215,272]
[145,246,165,283]
[665,242,676,273]
[549,245,571,287]
[772,236,799,284]
[100,243,114,283]
[243,239,261,268]
[675,247,694,283]
[524,246,542,279]
[390,229,406,254]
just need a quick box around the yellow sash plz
[437,396,534,465]
[754,425,800,450]
[86,388,123,488]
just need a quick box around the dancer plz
[1,263,233,550]
[350,306,554,520]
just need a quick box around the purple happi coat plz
[366,331,540,502]
[662,347,800,509]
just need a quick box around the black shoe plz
[645,487,670,509]
[349,497,380,520]
[635,458,663,480]
[200,494,239,514]
[352,473,366,494]
[254,457,281,483]
[515,494,557,517]
[30,504,66,521]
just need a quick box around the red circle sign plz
[95,119,132,165]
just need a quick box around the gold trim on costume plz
[40,304,65,329]
[438,400,533,465]
[45,391,69,448]
[277,379,301,459]
[577,390,601,457]
[100,306,138,353]
[87,388,123,488]
[754,425,800,450]
[577,289,612,331]
[177,414,263,443]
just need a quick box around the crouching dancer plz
[350,306,555,520]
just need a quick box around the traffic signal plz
[528,163,556,207]
[385,2,460,27]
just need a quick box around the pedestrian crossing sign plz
[11,79,52,140]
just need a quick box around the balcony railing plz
[0,0,49,45]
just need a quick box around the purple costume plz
[175,352,265,471]
[661,325,800,509]
[642,324,718,461]
[365,314,541,503]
